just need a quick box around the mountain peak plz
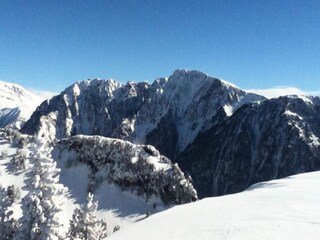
[170,69,210,85]
[172,69,207,78]
[0,80,36,101]
[0,80,44,129]
[170,69,241,92]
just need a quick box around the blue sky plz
[0,0,319,93]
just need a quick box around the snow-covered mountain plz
[20,70,320,199]
[178,95,320,197]
[109,171,320,240]
[0,81,44,129]
[21,70,263,159]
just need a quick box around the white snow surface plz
[0,80,44,128]
[283,110,303,120]
[110,171,320,240]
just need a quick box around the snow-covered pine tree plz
[67,193,107,240]
[0,186,19,239]
[6,185,18,204]
[67,207,83,240]
[11,148,28,171]
[18,148,28,169]
[14,137,66,240]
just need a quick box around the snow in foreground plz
[110,171,320,240]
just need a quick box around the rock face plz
[21,70,263,160]
[54,135,197,204]
[178,95,320,198]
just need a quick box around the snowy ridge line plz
[55,135,197,205]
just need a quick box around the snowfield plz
[110,171,320,240]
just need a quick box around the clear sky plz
[0,0,319,93]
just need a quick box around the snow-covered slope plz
[110,171,320,240]
[21,70,264,159]
[0,81,44,129]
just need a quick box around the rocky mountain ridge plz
[178,95,320,197]
[21,70,264,160]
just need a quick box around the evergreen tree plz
[0,186,19,239]
[11,148,28,171]
[67,207,83,240]
[67,193,107,240]
[14,137,66,240]
[6,185,18,204]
